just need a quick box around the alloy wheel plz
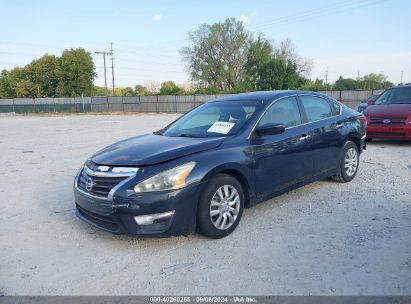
[209,185,241,230]
[344,147,358,176]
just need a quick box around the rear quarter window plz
[329,100,341,115]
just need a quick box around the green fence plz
[0,90,383,114]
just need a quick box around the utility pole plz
[110,42,115,96]
[357,70,360,80]
[400,70,404,84]
[95,51,110,89]
[325,67,328,85]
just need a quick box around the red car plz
[364,85,411,140]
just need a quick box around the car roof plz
[208,90,330,104]
[388,84,411,90]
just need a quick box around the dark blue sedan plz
[74,91,367,238]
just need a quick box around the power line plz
[251,0,376,30]
[249,0,384,31]
[0,39,184,55]
[0,49,181,65]
[116,49,179,60]
[1,0,385,54]
[115,57,182,67]
[96,66,182,73]
[249,0,358,29]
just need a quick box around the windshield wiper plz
[176,133,196,138]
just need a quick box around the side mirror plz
[255,124,285,136]
[367,100,375,106]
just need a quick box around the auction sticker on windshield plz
[207,121,235,134]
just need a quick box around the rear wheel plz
[332,141,360,183]
[197,174,244,239]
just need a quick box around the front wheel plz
[197,174,244,239]
[332,141,360,183]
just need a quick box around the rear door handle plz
[299,134,311,141]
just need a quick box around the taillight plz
[359,115,367,127]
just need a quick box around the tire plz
[197,174,244,239]
[332,141,360,183]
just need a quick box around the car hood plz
[91,133,225,166]
[364,104,411,117]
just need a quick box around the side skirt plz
[248,169,336,207]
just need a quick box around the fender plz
[172,144,257,207]
[200,162,256,207]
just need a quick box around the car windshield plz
[157,100,260,138]
[368,94,380,102]
[374,87,411,105]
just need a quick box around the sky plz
[1,0,410,88]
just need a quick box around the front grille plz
[77,205,119,232]
[77,168,127,198]
[369,117,406,125]
[368,131,406,137]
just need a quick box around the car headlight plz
[133,162,196,193]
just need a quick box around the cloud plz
[153,14,162,21]
[238,15,248,24]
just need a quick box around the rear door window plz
[300,95,333,122]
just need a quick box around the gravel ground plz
[0,114,410,296]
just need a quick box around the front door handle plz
[299,134,311,141]
[336,122,344,128]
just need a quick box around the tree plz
[29,54,61,97]
[114,87,134,96]
[144,80,161,95]
[134,85,149,96]
[15,79,38,98]
[193,86,222,95]
[0,68,23,98]
[299,78,332,91]
[243,35,273,90]
[332,74,394,91]
[181,18,251,92]
[334,76,359,90]
[0,48,96,98]
[255,58,304,90]
[358,73,393,90]
[256,58,286,90]
[273,39,313,77]
[181,19,313,93]
[93,86,110,96]
[159,81,184,95]
[58,48,96,96]
[244,38,311,91]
